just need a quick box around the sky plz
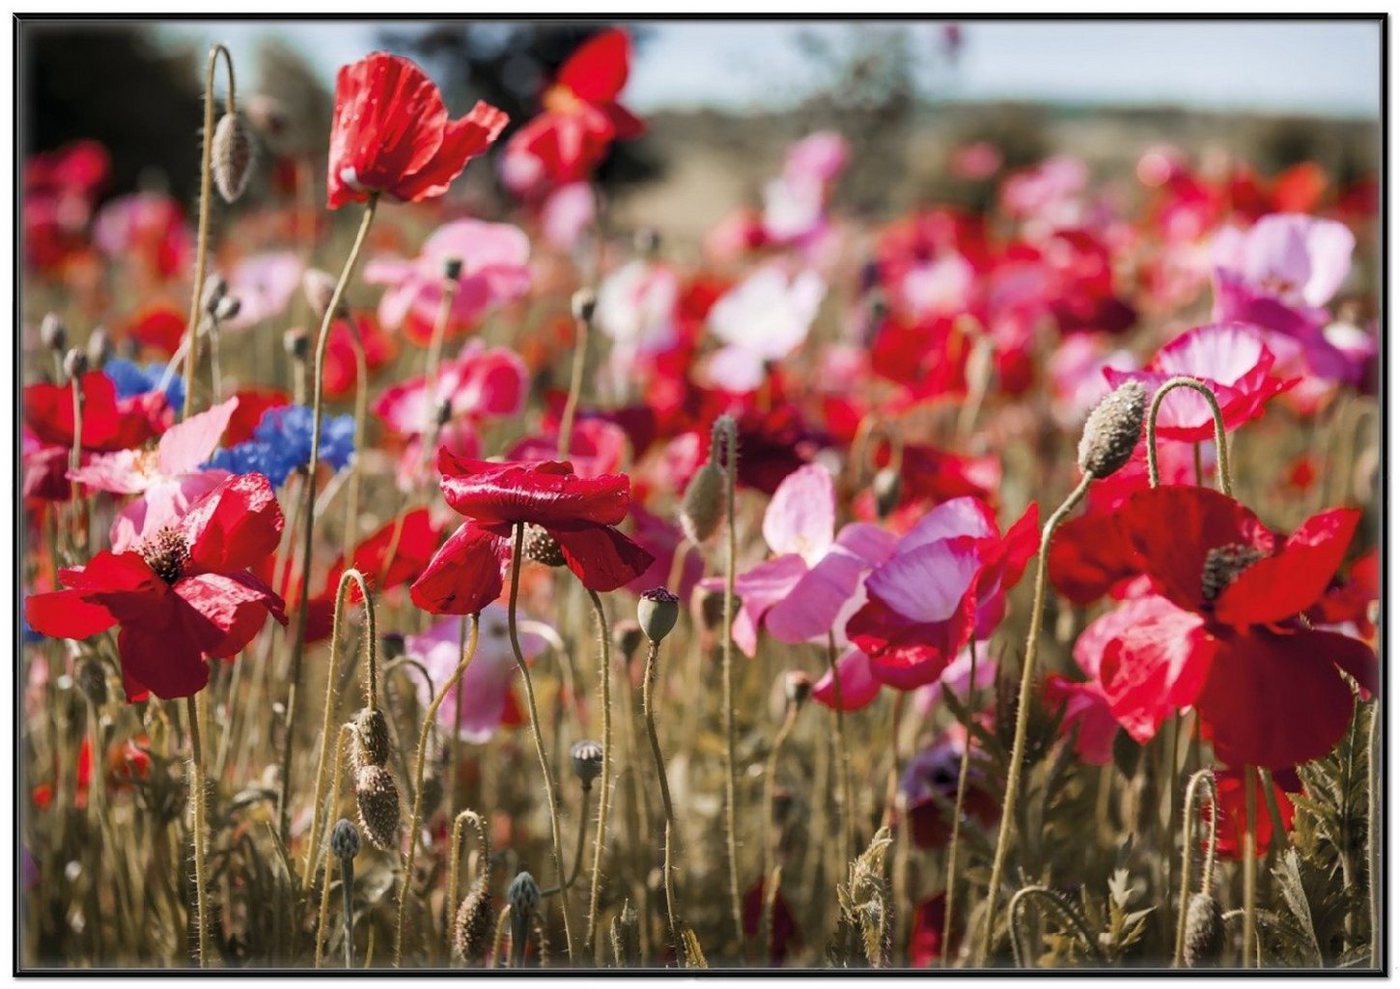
[158,19,1382,119]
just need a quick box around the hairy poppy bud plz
[86,327,112,369]
[302,269,337,320]
[283,327,310,361]
[507,871,540,965]
[872,466,902,519]
[1078,380,1146,479]
[571,287,597,324]
[679,462,724,544]
[62,348,88,380]
[523,524,565,567]
[212,111,256,203]
[784,671,812,708]
[442,256,463,281]
[352,707,391,769]
[638,587,680,644]
[1181,892,1224,968]
[612,620,644,662]
[202,275,229,317]
[354,765,401,851]
[40,313,66,353]
[330,817,361,861]
[570,739,604,790]
[453,880,493,964]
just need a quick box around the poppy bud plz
[212,295,242,324]
[283,327,310,361]
[211,111,256,203]
[330,817,361,861]
[571,287,597,324]
[634,227,661,258]
[569,739,604,790]
[379,632,406,661]
[352,707,391,769]
[679,462,724,544]
[1077,380,1146,479]
[872,466,902,519]
[86,327,112,369]
[442,256,463,281]
[523,524,566,567]
[453,880,493,964]
[202,275,229,317]
[39,313,66,353]
[354,764,401,851]
[784,671,812,708]
[1181,892,1224,968]
[638,587,680,644]
[507,871,540,964]
[612,620,644,662]
[62,348,88,380]
[302,269,338,320]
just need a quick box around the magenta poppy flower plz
[1213,212,1354,310]
[539,181,596,251]
[410,452,654,616]
[1042,674,1120,766]
[363,219,531,333]
[847,496,1038,690]
[375,341,527,441]
[706,464,896,658]
[25,473,287,700]
[508,418,629,479]
[812,642,996,714]
[406,604,546,744]
[1104,322,1295,443]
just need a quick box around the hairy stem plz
[1174,768,1218,966]
[583,587,614,953]
[185,693,212,967]
[642,640,682,963]
[1146,376,1232,496]
[942,635,979,967]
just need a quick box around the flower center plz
[139,526,190,584]
[1201,543,1263,601]
[543,84,584,115]
[523,524,566,568]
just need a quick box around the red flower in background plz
[411,452,653,615]
[328,52,508,209]
[504,29,644,190]
[25,371,168,453]
[26,473,287,701]
[123,305,188,357]
[1212,766,1301,859]
[322,314,397,400]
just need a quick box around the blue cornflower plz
[205,404,355,487]
[104,357,185,413]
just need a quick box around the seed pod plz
[62,348,89,380]
[354,765,401,851]
[85,327,112,369]
[784,671,812,708]
[76,658,108,707]
[523,524,565,567]
[679,462,724,544]
[211,111,256,203]
[1077,380,1146,480]
[442,256,464,281]
[569,739,604,790]
[39,313,67,353]
[283,327,310,361]
[352,707,391,769]
[570,287,597,324]
[872,467,902,519]
[638,587,680,644]
[1181,892,1224,968]
[612,620,644,662]
[330,817,361,861]
[302,269,338,320]
[453,880,493,964]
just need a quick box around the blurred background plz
[20,18,1382,244]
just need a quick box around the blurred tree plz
[20,22,204,204]
[377,21,662,194]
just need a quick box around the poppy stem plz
[583,587,613,955]
[183,43,237,422]
[340,850,356,970]
[313,725,352,969]
[341,318,369,563]
[1242,763,1258,968]
[185,692,212,967]
[447,809,490,957]
[980,471,1093,966]
[1173,768,1218,967]
[1145,376,1232,497]
[641,639,682,964]
[759,697,799,963]
[825,630,855,875]
[304,569,377,892]
[558,307,591,460]
[394,612,480,966]
[716,416,745,949]
[942,635,980,967]
[280,193,379,846]
[506,524,577,963]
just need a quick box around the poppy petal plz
[438,456,632,528]
[116,623,210,700]
[393,101,509,202]
[410,521,509,615]
[550,524,655,592]
[557,28,632,103]
[1214,507,1360,627]
[812,649,882,711]
[25,589,119,640]
[180,472,285,574]
[762,463,836,563]
[174,571,286,658]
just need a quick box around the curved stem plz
[304,568,378,890]
[340,853,356,969]
[447,808,491,954]
[507,525,576,962]
[717,419,744,947]
[642,640,682,963]
[1146,376,1232,496]
[279,195,379,844]
[185,693,212,967]
[1173,768,1218,967]
[1008,886,1098,969]
[942,635,979,967]
[558,311,590,459]
[393,613,480,966]
[583,587,613,953]
[183,43,236,421]
[1243,763,1258,968]
[980,473,1093,965]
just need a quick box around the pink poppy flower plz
[705,266,826,393]
[595,259,679,396]
[1213,213,1354,309]
[1048,332,1137,428]
[847,497,1038,690]
[1104,323,1295,443]
[812,642,998,715]
[1042,674,1119,766]
[363,219,531,334]
[222,251,305,330]
[706,463,896,658]
[761,132,848,245]
[68,397,239,552]
[92,191,192,278]
[508,418,628,479]
[374,342,527,440]
[406,603,546,744]
[540,181,596,251]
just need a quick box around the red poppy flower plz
[322,314,397,400]
[24,371,169,453]
[503,29,643,189]
[225,387,292,445]
[25,473,287,701]
[327,52,508,210]
[742,877,802,965]
[1115,486,1376,767]
[410,452,654,615]
[124,305,188,356]
[1211,766,1300,859]
[909,894,961,968]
